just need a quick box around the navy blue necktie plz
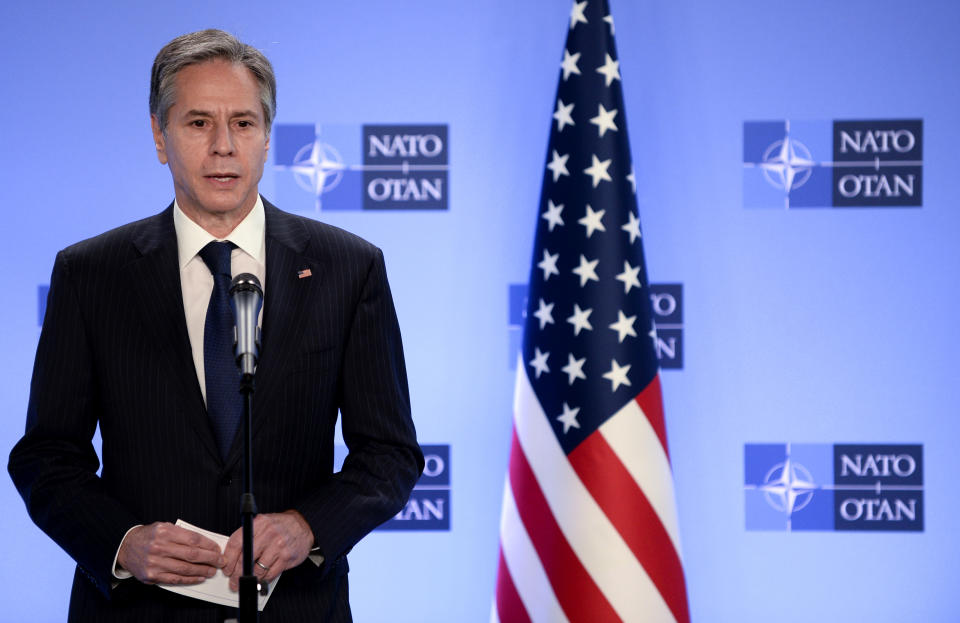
[198,241,241,459]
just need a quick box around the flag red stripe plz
[495,546,533,623]
[508,429,621,623]
[569,427,690,623]
[635,374,670,462]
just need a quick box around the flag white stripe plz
[600,399,684,558]
[498,477,569,623]
[513,363,675,622]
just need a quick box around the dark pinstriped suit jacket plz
[8,200,424,622]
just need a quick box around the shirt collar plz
[173,195,266,270]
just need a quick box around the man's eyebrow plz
[183,109,259,119]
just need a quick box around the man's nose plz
[211,123,235,156]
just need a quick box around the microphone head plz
[229,273,263,297]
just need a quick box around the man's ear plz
[263,132,270,163]
[150,115,168,165]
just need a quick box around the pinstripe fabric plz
[9,200,423,622]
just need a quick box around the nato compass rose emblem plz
[759,136,814,194]
[745,443,834,530]
[275,139,346,210]
[758,457,817,521]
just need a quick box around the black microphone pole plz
[229,273,263,623]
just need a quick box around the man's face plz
[151,59,269,224]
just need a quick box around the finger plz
[160,541,224,567]
[256,551,282,583]
[222,529,243,579]
[168,525,223,554]
[253,558,271,581]
[140,556,218,583]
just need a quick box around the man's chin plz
[185,193,257,219]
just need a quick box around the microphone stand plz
[230,273,263,623]
[238,370,259,623]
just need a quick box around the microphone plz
[229,273,263,377]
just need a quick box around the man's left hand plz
[222,510,315,590]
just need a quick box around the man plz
[8,29,423,622]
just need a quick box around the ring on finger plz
[255,560,270,573]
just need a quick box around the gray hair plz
[150,29,276,133]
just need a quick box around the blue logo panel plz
[743,119,923,208]
[745,443,924,532]
[362,125,448,210]
[833,444,923,531]
[379,444,451,531]
[272,123,448,211]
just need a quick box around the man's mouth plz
[206,173,239,182]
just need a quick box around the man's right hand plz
[116,522,224,585]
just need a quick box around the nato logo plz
[379,444,450,531]
[272,123,448,211]
[743,119,922,208]
[649,283,682,369]
[744,443,923,531]
[333,443,450,531]
[507,283,683,370]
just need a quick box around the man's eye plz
[191,120,206,128]
[237,120,252,128]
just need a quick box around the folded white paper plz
[157,520,279,611]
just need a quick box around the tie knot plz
[198,241,236,277]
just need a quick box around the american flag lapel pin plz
[298,268,312,279]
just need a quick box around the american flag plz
[493,2,689,622]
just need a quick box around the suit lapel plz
[223,201,320,470]
[125,206,222,463]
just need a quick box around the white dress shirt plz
[173,196,267,404]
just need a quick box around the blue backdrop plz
[1,1,958,621]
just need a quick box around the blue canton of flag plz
[494,2,690,622]
[524,9,652,455]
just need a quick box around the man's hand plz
[117,522,224,585]
[222,511,315,591]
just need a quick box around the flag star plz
[572,254,600,286]
[626,166,636,193]
[583,154,613,187]
[569,1,588,29]
[649,320,659,343]
[553,99,575,132]
[547,150,570,182]
[566,303,593,336]
[529,347,550,378]
[541,200,565,231]
[532,298,555,329]
[604,13,615,35]
[556,402,581,433]
[577,204,606,238]
[602,358,632,392]
[560,49,581,81]
[538,249,560,280]
[561,353,587,385]
[596,53,621,87]
[622,210,642,243]
[589,103,618,137]
[615,260,642,293]
[609,310,638,343]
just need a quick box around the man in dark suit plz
[8,29,423,622]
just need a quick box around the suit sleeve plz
[8,251,140,597]
[292,247,423,565]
